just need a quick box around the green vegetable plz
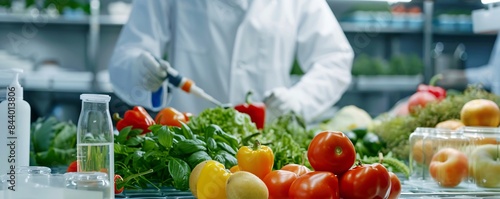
[257,112,316,170]
[114,123,238,191]
[360,153,410,179]
[187,107,258,144]
[30,117,77,167]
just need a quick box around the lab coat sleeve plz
[108,0,171,109]
[465,34,500,94]
[292,0,354,121]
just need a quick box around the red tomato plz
[307,131,356,175]
[407,92,438,114]
[67,161,78,172]
[263,170,298,199]
[388,172,402,199]
[339,163,391,199]
[281,164,311,176]
[289,171,339,199]
[115,174,125,194]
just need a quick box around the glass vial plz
[64,172,111,199]
[77,94,114,199]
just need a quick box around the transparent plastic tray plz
[401,180,500,198]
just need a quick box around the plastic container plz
[461,127,500,188]
[409,127,436,181]
[0,68,31,180]
[77,94,114,199]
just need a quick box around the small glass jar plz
[64,172,111,199]
[17,166,51,187]
[4,166,51,198]
[423,128,470,187]
[461,127,500,188]
[409,127,436,181]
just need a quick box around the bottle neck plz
[81,101,109,111]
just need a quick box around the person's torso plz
[165,0,301,114]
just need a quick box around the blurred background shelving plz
[0,0,497,120]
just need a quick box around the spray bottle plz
[0,68,31,191]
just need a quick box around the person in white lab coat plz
[441,34,500,95]
[108,0,354,123]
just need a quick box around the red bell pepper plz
[235,91,266,129]
[113,106,155,134]
[417,74,446,100]
[407,74,447,114]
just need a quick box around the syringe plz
[158,59,223,107]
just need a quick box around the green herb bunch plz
[258,112,317,170]
[114,123,239,191]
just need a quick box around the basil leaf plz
[206,137,217,152]
[142,137,158,152]
[157,126,174,149]
[180,122,194,139]
[168,157,191,191]
[186,151,212,169]
[116,126,132,144]
[125,136,143,147]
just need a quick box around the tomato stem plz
[356,159,363,167]
[335,146,343,155]
[378,152,384,164]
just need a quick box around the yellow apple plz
[469,144,500,188]
[460,99,500,127]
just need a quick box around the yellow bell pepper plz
[197,160,231,199]
[236,140,274,179]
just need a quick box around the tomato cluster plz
[262,131,402,199]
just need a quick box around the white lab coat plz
[465,34,500,94]
[109,0,354,122]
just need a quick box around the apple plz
[435,119,465,130]
[469,144,500,188]
[429,148,468,187]
[412,140,434,165]
[461,99,500,127]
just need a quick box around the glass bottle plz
[77,94,114,199]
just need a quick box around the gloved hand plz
[134,52,168,91]
[263,87,302,118]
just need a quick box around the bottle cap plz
[0,68,24,100]
[80,94,111,103]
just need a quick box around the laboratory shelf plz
[340,22,423,33]
[0,13,127,26]
[0,13,90,25]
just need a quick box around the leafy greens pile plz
[30,117,77,167]
[258,112,317,170]
[114,123,239,191]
